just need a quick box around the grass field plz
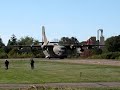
[0,59,120,84]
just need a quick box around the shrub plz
[90,52,120,59]
[0,52,8,58]
[91,48,103,55]
[0,48,8,59]
[8,52,33,58]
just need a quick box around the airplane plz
[40,26,68,58]
[13,26,105,59]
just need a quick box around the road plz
[0,82,120,89]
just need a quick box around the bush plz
[7,48,34,58]
[91,48,103,55]
[0,48,8,58]
[90,52,120,59]
[0,52,8,58]
[8,52,33,58]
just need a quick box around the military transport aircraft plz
[13,26,104,59]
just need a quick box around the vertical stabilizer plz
[42,26,48,45]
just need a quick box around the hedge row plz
[90,52,120,59]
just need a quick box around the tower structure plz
[97,29,105,48]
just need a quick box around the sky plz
[0,0,120,45]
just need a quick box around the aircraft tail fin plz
[42,26,49,45]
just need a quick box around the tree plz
[17,36,44,58]
[17,36,39,45]
[0,38,5,48]
[59,37,79,45]
[59,37,79,58]
[70,37,79,44]
[6,34,17,54]
[0,37,7,58]
[18,36,33,45]
[0,37,5,47]
[105,35,120,52]
[7,34,17,46]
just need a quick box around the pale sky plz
[0,0,120,45]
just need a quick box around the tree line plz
[0,34,120,59]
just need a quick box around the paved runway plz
[0,82,120,89]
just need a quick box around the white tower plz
[99,29,105,45]
[97,29,105,48]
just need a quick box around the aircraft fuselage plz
[43,45,67,59]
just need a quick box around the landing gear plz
[60,57,64,59]
[45,56,51,59]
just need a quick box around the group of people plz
[4,58,35,70]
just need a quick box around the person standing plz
[5,60,9,70]
[30,58,34,69]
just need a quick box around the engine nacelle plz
[18,46,23,50]
[70,45,76,49]
[53,46,64,56]
[80,48,84,52]
[41,45,47,50]
[88,46,92,49]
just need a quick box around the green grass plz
[0,59,120,83]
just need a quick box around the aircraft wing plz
[12,44,105,48]
[10,45,42,50]
[12,45,42,47]
[11,44,54,49]
[39,42,58,44]
[79,44,105,47]
[63,44,105,49]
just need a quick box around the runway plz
[0,82,120,89]
[0,59,120,89]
